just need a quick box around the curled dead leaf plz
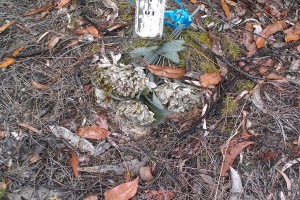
[220,131,255,176]
[298,95,300,108]
[0,20,15,33]
[74,28,89,35]
[243,23,257,57]
[0,46,24,68]
[18,122,42,135]
[221,0,230,19]
[104,177,139,200]
[23,0,53,16]
[48,35,61,50]
[77,125,110,140]
[284,21,300,43]
[0,58,16,68]
[69,150,79,177]
[12,46,24,56]
[32,80,49,89]
[147,65,185,79]
[255,21,287,48]
[87,26,102,38]
[56,0,72,9]
[139,166,155,182]
[199,72,222,87]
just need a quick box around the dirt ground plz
[1,0,300,199]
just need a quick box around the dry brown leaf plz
[87,26,102,38]
[0,20,15,33]
[18,122,42,135]
[74,28,89,35]
[199,72,222,87]
[14,23,31,33]
[264,73,283,80]
[104,177,139,200]
[0,131,6,139]
[56,0,72,9]
[298,95,300,108]
[255,21,287,48]
[29,153,41,164]
[23,0,53,16]
[69,150,79,177]
[220,131,255,176]
[139,166,155,182]
[221,0,230,19]
[147,65,185,79]
[32,80,49,89]
[190,0,198,3]
[95,113,109,130]
[0,58,16,68]
[48,35,61,50]
[84,195,98,200]
[77,125,110,140]
[12,46,24,56]
[243,23,257,57]
[145,190,175,200]
[284,21,300,43]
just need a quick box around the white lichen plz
[154,81,201,113]
[97,53,150,98]
[116,100,155,125]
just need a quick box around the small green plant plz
[236,80,255,91]
[200,61,220,73]
[221,96,237,116]
[224,36,241,60]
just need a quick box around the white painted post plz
[135,0,166,38]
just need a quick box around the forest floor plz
[1,0,300,199]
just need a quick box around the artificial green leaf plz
[130,46,159,58]
[161,51,180,64]
[159,40,185,54]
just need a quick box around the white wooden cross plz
[135,0,166,38]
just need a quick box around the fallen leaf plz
[77,125,110,140]
[284,21,300,43]
[49,125,95,155]
[0,20,15,33]
[56,0,72,9]
[87,26,102,38]
[0,58,16,68]
[199,72,222,87]
[147,65,185,79]
[265,72,283,80]
[221,0,230,19]
[14,23,31,33]
[18,122,42,135]
[0,131,6,139]
[190,0,198,3]
[74,28,89,35]
[298,95,300,108]
[69,150,79,177]
[95,113,109,130]
[145,190,175,200]
[48,35,61,50]
[243,23,257,57]
[23,0,53,16]
[12,46,24,56]
[255,21,287,48]
[229,167,243,200]
[139,166,154,182]
[276,169,291,197]
[104,177,139,200]
[29,153,41,164]
[32,80,49,89]
[84,195,98,200]
[220,131,255,176]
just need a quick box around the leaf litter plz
[1,0,300,199]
